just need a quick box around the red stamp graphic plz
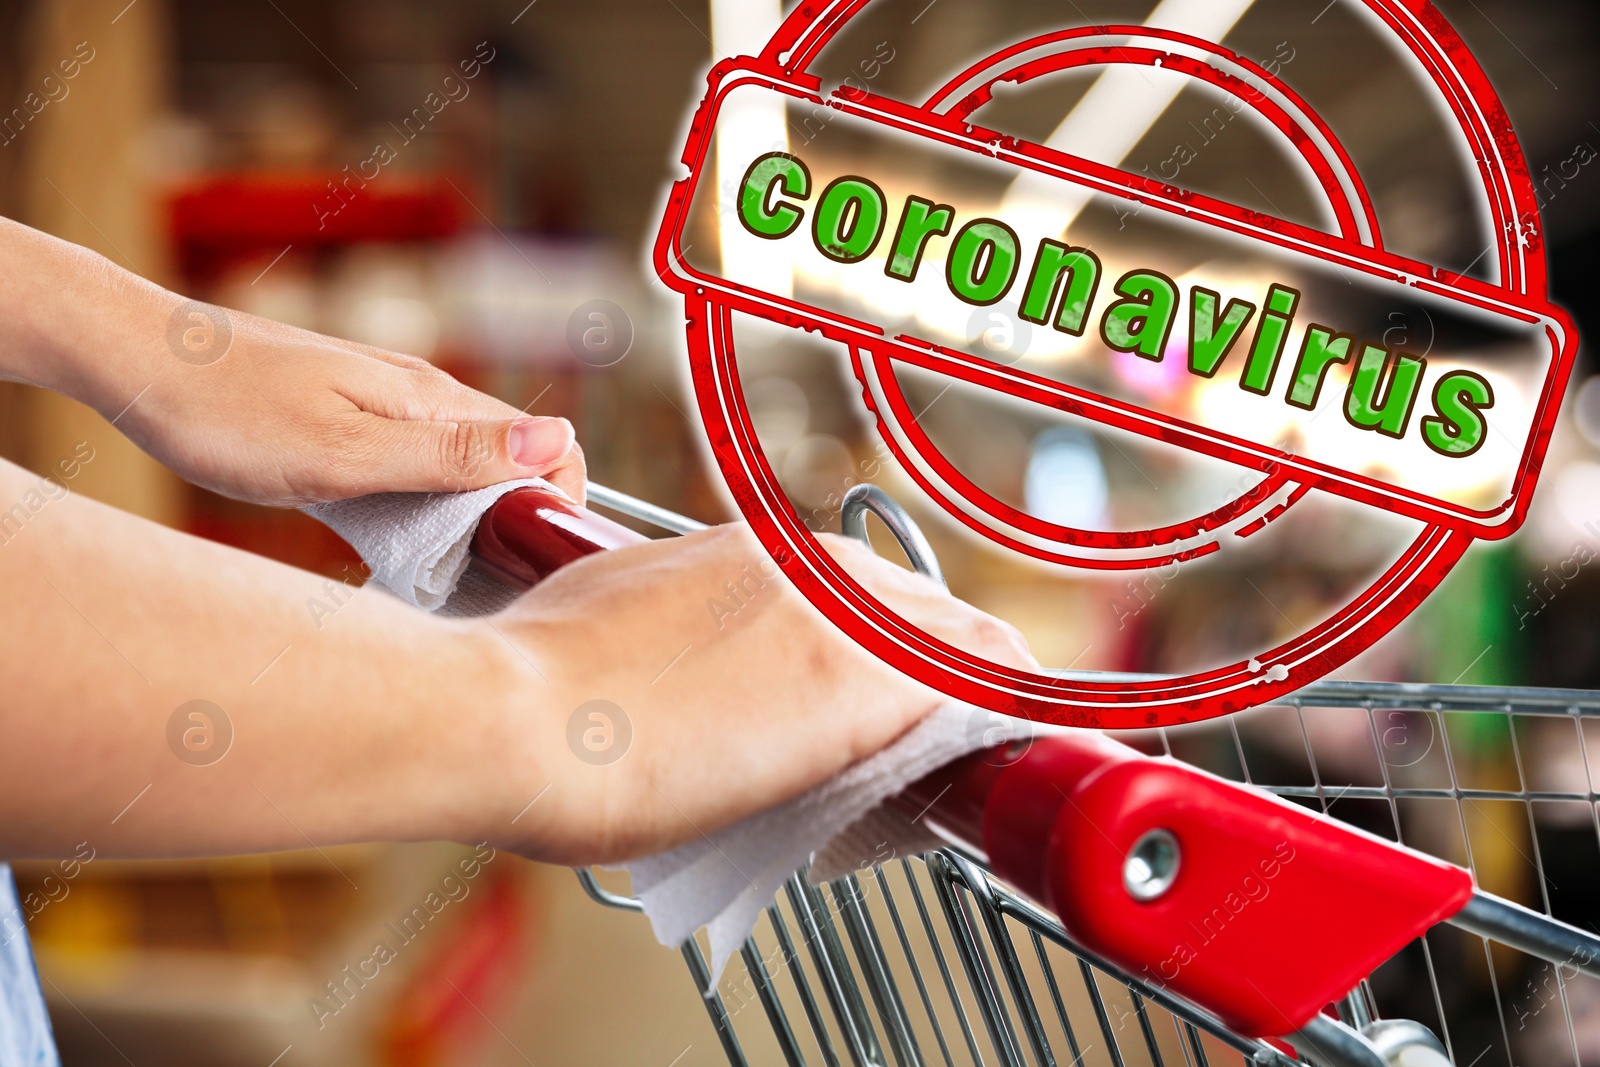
[652,1,1578,727]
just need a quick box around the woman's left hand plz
[123,307,587,507]
[6,218,586,506]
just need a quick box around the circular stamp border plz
[661,0,1563,726]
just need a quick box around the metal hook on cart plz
[840,483,946,589]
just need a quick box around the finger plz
[330,352,589,500]
[542,438,588,505]
[336,351,524,424]
[886,583,1037,671]
[818,535,1037,670]
[357,368,592,499]
[818,534,948,599]
[346,413,580,495]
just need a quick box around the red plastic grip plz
[1031,744,1473,1037]
[986,737,1134,894]
[471,486,647,588]
[916,736,1475,1036]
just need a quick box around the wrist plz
[2,217,171,414]
[425,617,559,852]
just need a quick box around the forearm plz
[0,457,541,860]
[0,216,168,416]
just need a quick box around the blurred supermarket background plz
[2,0,1600,1063]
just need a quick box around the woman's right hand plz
[479,523,1035,867]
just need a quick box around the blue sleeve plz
[0,865,60,1066]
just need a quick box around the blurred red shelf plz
[169,172,467,278]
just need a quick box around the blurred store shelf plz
[16,843,535,1067]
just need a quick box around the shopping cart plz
[472,483,1600,1067]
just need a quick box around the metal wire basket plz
[570,485,1600,1067]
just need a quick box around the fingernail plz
[509,418,573,467]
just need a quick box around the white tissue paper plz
[306,486,1035,984]
[304,478,549,615]
[626,700,1035,980]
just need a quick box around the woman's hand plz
[122,309,587,506]
[482,524,1036,867]
[3,217,585,505]
[0,455,1034,870]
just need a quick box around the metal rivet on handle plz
[1124,829,1181,901]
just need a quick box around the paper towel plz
[305,478,548,615]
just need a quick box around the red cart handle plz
[472,485,650,586]
[473,486,1480,1040]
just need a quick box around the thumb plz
[360,414,577,494]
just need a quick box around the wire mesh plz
[582,681,1600,1067]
